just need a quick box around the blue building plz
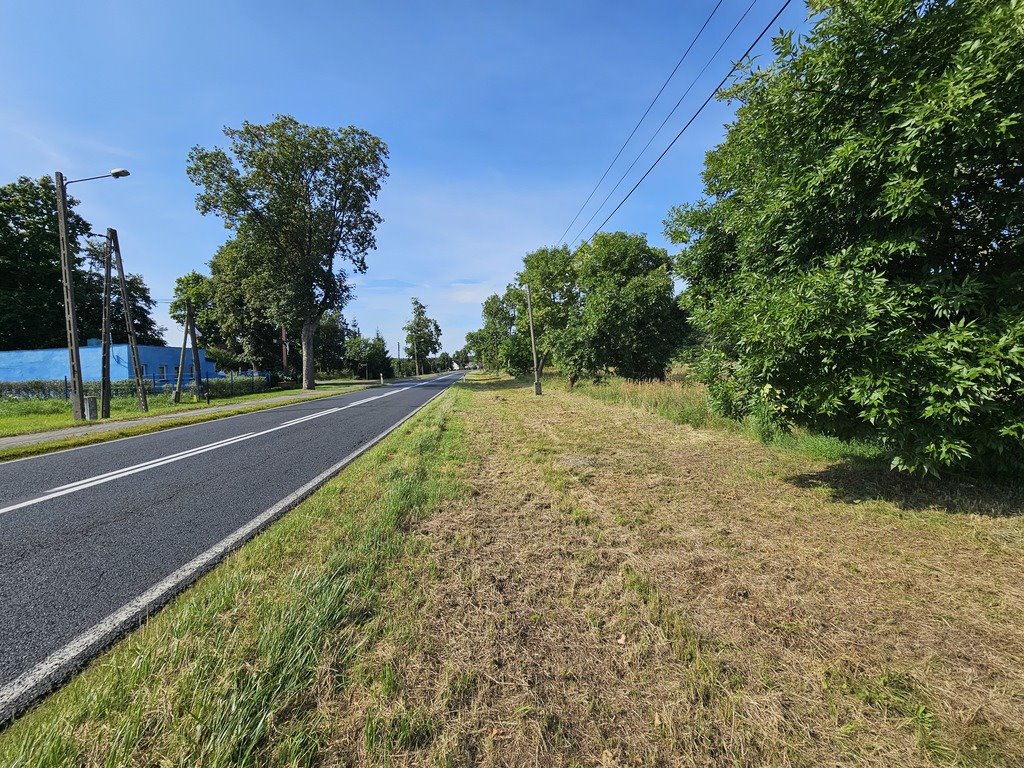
[0,339,219,385]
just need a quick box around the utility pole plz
[525,283,542,395]
[100,229,114,418]
[189,312,203,399]
[53,168,130,420]
[55,172,85,421]
[110,229,148,411]
[172,300,191,403]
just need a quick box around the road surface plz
[0,372,463,722]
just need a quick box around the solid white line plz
[0,371,462,724]
[0,375,455,519]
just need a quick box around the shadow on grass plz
[788,460,1024,518]
[459,375,533,392]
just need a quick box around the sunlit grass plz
[0,388,467,767]
[0,386,368,439]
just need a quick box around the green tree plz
[0,176,90,350]
[452,346,471,368]
[344,329,393,379]
[403,297,441,374]
[667,0,1024,474]
[469,290,531,375]
[437,351,452,371]
[82,244,165,347]
[516,245,580,378]
[315,310,351,376]
[0,176,164,350]
[186,115,388,390]
[207,240,282,372]
[574,232,686,382]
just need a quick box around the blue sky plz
[0,0,808,355]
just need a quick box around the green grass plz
[0,385,369,463]
[0,386,467,767]
[553,374,884,464]
[0,385,367,439]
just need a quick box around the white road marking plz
[0,375,456,519]
[0,371,461,724]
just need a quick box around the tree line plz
[475,0,1022,475]
[467,232,689,386]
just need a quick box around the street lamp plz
[55,168,130,420]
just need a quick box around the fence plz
[0,373,272,401]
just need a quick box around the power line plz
[556,0,726,246]
[587,0,794,242]
[570,0,760,248]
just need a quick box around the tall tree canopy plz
[571,232,686,383]
[517,245,580,379]
[186,115,388,389]
[667,0,1024,474]
[1,175,164,351]
[403,297,442,374]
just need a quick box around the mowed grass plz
[0,382,365,439]
[3,374,1023,766]
[0,388,468,767]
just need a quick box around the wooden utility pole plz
[55,172,85,421]
[100,229,114,417]
[110,229,148,411]
[525,283,542,395]
[172,301,191,403]
[189,313,203,399]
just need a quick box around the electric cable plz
[570,0,765,247]
[585,0,794,242]
[555,0,726,245]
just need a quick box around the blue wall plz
[0,342,218,383]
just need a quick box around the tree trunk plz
[301,320,317,390]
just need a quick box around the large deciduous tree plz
[186,115,388,389]
[667,0,1024,474]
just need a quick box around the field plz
[2,374,1021,766]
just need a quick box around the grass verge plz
[563,374,885,463]
[0,385,467,766]
[0,386,368,463]
[0,382,366,439]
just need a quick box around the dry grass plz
[335,374,1023,766]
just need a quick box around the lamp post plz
[55,168,130,420]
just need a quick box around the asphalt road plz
[0,372,463,722]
